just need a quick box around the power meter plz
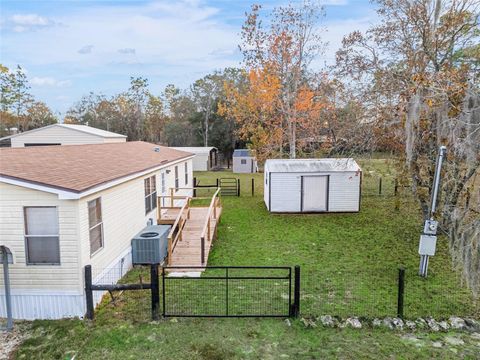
[423,220,438,235]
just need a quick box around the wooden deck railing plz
[200,188,222,264]
[166,200,191,266]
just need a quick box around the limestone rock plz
[372,318,382,327]
[426,318,440,332]
[449,317,466,330]
[392,318,404,330]
[415,318,427,329]
[345,317,362,329]
[319,315,336,327]
[405,320,416,330]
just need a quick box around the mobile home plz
[0,142,193,319]
[0,124,127,148]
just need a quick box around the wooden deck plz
[157,188,222,272]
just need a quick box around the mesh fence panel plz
[163,267,291,317]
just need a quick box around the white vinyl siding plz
[0,183,81,292]
[10,125,126,147]
[78,159,193,273]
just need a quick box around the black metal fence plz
[301,267,479,319]
[162,266,297,317]
[85,265,300,320]
[85,264,479,321]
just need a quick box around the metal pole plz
[151,264,160,321]
[429,146,447,218]
[2,249,13,331]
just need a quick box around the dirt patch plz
[0,324,30,360]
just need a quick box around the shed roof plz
[0,141,193,193]
[233,149,254,157]
[171,147,217,154]
[0,124,127,141]
[265,158,361,173]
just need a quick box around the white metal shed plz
[233,149,257,173]
[171,147,218,171]
[264,158,362,213]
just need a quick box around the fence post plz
[378,177,382,195]
[161,267,166,317]
[397,267,405,319]
[291,265,301,317]
[193,177,197,197]
[216,178,219,188]
[394,178,398,196]
[151,264,160,320]
[237,179,240,197]
[84,265,94,320]
[251,178,255,196]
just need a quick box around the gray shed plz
[264,158,362,213]
[232,149,257,173]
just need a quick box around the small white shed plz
[0,124,127,147]
[233,149,257,173]
[264,158,362,213]
[171,147,218,171]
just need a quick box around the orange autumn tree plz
[226,2,327,159]
[219,67,282,161]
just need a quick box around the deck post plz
[201,236,205,264]
[167,237,172,266]
[84,265,94,320]
[207,218,211,241]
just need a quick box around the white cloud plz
[8,14,55,32]
[30,77,71,87]
[12,14,50,26]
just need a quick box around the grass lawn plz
[12,158,479,359]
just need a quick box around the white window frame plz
[161,172,166,194]
[184,162,188,185]
[88,197,104,256]
[24,206,60,265]
[144,175,157,214]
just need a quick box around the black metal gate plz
[219,178,239,196]
[162,266,299,317]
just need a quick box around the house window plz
[184,162,188,185]
[241,159,247,165]
[88,198,103,255]
[24,207,60,265]
[144,176,157,214]
[161,172,166,194]
[175,166,179,191]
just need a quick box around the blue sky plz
[0,0,377,115]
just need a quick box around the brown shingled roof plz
[0,141,193,193]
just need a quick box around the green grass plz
[13,158,480,359]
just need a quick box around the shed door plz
[302,176,328,212]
